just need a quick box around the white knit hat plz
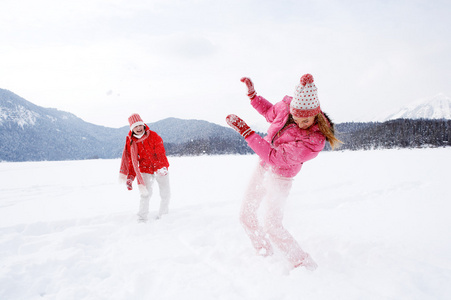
[290,74,321,118]
[128,113,145,130]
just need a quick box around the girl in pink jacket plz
[226,74,341,271]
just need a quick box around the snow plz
[1,148,450,300]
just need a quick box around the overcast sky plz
[1,0,450,129]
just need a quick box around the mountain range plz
[0,88,245,161]
[1,88,450,161]
[377,93,451,121]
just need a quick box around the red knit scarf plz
[119,131,151,193]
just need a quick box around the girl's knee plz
[263,218,283,238]
[239,212,258,231]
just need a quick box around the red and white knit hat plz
[128,113,145,130]
[290,74,321,118]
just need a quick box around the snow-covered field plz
[1,148,450,300]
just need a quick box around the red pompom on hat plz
[300,73,314,85]
[128,113,145,130]
[290,73,321,118]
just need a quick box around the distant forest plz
[165,134,255,156]
[334,119,450,151]
[166,119,451,156]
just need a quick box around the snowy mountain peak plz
[0,103,40,128]
[382,93,451,121]
[0,89,40,128]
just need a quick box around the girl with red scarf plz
[119,113,171,222]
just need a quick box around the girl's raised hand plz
[240,77,257,100]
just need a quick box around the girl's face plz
[292,115,316,129]
[132,125,145,135]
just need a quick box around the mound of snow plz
[1,149,451,299]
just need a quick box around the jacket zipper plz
[272,123,296,145]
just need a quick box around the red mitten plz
[240,77,257,100]
[126,179,133,190]
[226,114,255,139]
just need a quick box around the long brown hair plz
[316,113,343,150]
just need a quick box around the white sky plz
[1,0,450,129]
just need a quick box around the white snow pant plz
[137,173,171,220]
[240,163,308,267]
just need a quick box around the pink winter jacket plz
[245,95,326,178]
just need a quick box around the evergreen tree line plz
[164,134,255,156]
[333,119,451,151]
[163,119,450,156]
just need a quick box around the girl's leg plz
[137,173,155,222]
[264,173,317,269]
[240,163,273,256]
[156,173,171,217]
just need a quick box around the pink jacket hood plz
[245,95,326,178]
